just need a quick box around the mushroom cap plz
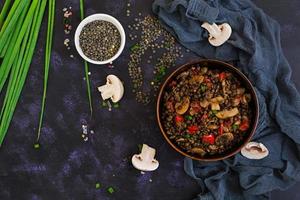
[106,75,124,102]
[241,142,269,160]
[131,144,159,171]
[98,75,124,103]
[208,23,232,47]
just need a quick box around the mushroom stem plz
[98,84,114,100]
[131,144,159,171]
[201,22,222,38]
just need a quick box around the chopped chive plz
[130,44,140,52]
[107,186,115,194]
[101,101,108,107]
[95,182,101,189]
[232,124,239,132]
[113,103,119,108]
[200,84,207,92]
[185,115,193,120]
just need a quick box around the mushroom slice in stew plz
[215,132,234,145]
[175,97,190,115]
[216,108,239,119]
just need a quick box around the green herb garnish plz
[113,103,120,108]
[102,101,108,107]
[130,44,140,52]
[95,182,101,189]
[232,124,239,132]
[107,186,115,194]
[185,115,193,120]
[34,143,40,149]
[200,84,207,92]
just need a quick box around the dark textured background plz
[0,0,299,199]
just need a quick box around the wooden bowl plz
[156,59,259,161]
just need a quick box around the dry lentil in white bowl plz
[74,14,126,65]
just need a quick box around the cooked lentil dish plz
[161,65,252,157]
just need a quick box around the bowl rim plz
[156,59,260,161]
[74,13,126,65]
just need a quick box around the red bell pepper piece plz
[202,134,215,144]
[239,119,250,131]
[175,115,184,123]
[218,123,224,135]
[188,125,199,134]
[219,72,226,81]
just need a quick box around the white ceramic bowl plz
[74,14,126,65]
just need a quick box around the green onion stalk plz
[0,0,48,146]
[80,0,93,116]
[36,0,56,142]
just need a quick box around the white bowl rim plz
[74,13,126,65]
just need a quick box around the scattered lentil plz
[34,143,40,149]
[127,16,183,104]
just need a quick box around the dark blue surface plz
[0,0,299,199]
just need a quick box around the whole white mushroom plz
[98,75,124,103]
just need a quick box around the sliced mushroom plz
[210,96,224,103]
[98,75,124,103]
[200,99,210,108]
[131,144,159,171]
[176,138,186,142]
[175,97,190,115]
[241,142,269,159]
[232,96,241,106]
[189,101,201,116]
[189,75,204,85]
[210,102,220,111]
[236,88,245,95]
[201,22,232,47]
[215,132,234,145]
[189,147,206,156]
[201,67,208,74]
[241,94,251,104]
[216,108,239,119]
[207,124,218,130]
[210,96,224,111]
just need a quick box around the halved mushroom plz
[241,94,251,104]
[210,96,224,103]
[98,75,124,103]
[189,147,206,156]
[131,144,159,171]
[200,99,210,108]
[201,22,232,47]
[210,96,224,111]
[189,75,204,85]
[216,108,239,119]
[241,142,269,159]
[175,97,190,115]
[236,88,245,95]
[215,132,234,145]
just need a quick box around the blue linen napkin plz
[152,0,300,199]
